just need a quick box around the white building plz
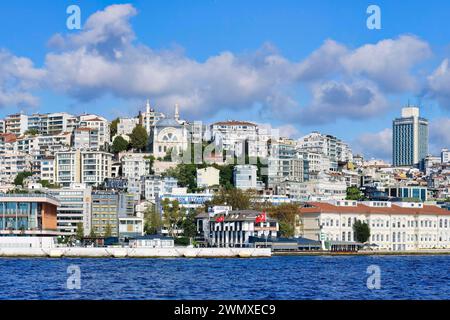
[28,112,77,135]
[210,121,269,158]
[40,157,55,183]
[141,175,178,201]
[47,183,93,236]
[78,114,110,147]
[5,113,28,135]
[117,117,139,136]
[196,167,220,188]
[73,127,100,150]
[140,100,165,136]
[0,152,32,183]
[298,132,353,169]
[442,149,450,164]
[55,150,113,187]
[298,200,450,251]
[196,210,279,248]
[233,165,258,190]
[121,153,153,178]
[152,109,188,159]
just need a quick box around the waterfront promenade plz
[0,247,272,258]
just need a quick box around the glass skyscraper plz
[393,107,429,167]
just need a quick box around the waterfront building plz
[0,193,60,235]
[196,210,279,248]
[393,106,429,167]
[91,191,119,237]
[119,216,144,238]
[129,235,174,248]
[196,167,220,188]
[47,183,92,236]
[297,200,450,251]
[233,165,258,190]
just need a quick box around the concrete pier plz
[0,247,272,258]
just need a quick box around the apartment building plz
[73,127,100,150]
[55,150,113,187]
[91,191,119,237]
[47,183,93,236]
[78,114,110,147]
[297,200,450,251]
[210,121,269,158]
[141,175,178,201]
[121,153,153,178]
[233,165,257,190]
[5,113,28,135]
[196,167,220,188]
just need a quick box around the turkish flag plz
[256,212,267,223]
[215,216,225,223]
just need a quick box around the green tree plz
[208,188,254,210]
[14,171,32,186]
[75,222,84,240]
[89,227,97,238]
[266,203,299,237]
[182,209,198,239]
[39,180,60,189]
[110,117,120,139]
[112,136,129,153]
[165,164,198,192]
[144,155,155,175]
[144,204,162,235]
[353,220,371,243]
[129,124,148,151]
[24,129,39,136]
[161,199,184,238]
[104,223,113,238]
[346,186,363,201]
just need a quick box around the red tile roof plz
[212,120,256,127]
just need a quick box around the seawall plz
[0,247,272,258]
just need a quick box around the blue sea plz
[0,255,449,300]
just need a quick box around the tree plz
[346,186,363,201]
[24,129,39,136]
[161,199,184,238]
[14,171,32,186]
[353,220,371,243]
[75,222,84,240]
[208,188,254,210]
[110,118,119,139]
[112,136,129,153]
[104,223,113,238]
[144,155,155,175]
[89,227,97,238]
[266,203,299,238]
[165,163,198,192]
[40,180,60,189]
[144,204,162,235]
[182,209,198,239]
[129,124,148,151]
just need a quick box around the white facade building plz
[196,167,220,188]
[233,165,258,190]
[121,153,153,178]
[298,200,450,251]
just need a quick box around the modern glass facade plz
[393,107,428,167]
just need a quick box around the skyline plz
[0,1,450,161]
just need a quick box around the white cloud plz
[298,80,389,124]
[430,117,450,154]
[0,50,44,108]
[342,35,431,93]
[352,128,392,161]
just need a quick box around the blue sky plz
[0,0,450,160]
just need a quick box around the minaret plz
[146,99,151,114]
[174,103,180,121]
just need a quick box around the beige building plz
[196,167,220,188]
